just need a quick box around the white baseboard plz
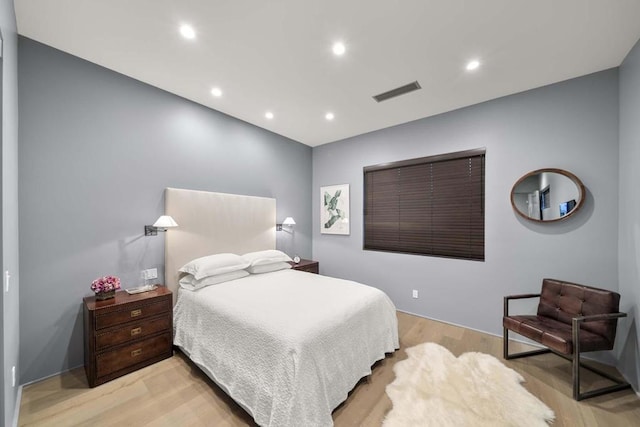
[397,309,640,396]
[12,364,85,426]
[397,308,533,345]
[20,363,84,387]
[12,384,23,427]
[396,309,615,364]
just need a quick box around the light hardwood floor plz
[19,312,640,426]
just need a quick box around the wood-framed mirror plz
[511,168,586,222]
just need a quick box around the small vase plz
[95,290,116,300]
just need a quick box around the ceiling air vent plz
[373,81,421,103]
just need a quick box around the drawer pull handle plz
[130,327,142,336]
[131,348,142,357]
[130,309,142,318]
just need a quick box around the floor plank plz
[19,312,640,426]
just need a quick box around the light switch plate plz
[412,289,418,299]
[4,271,10,293]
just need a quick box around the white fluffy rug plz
[383,343,555,427]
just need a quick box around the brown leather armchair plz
[503,278,630,400]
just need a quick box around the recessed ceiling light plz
[332,42,346,56]
[265,111,274,120]
[466,60,480,71]
[325,112,335,121]
[210,87,222,97]
[180,24,196,40]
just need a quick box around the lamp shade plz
[153,215,178,228]
[282,217,296,225]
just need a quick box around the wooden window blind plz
[364,148,485,261]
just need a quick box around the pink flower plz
[91,276,121,294]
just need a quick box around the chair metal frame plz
[503,293,631,401]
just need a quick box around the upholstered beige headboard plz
[164,188,276,304]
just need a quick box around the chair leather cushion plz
[537,279,620,342]
[503,315,614,355]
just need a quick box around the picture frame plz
[320,184,350,235]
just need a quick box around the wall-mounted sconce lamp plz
[145,215,178,236]
[276,217,296,231]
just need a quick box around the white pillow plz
[179,269,249,291]
[246,262,292,274]
[242,249,293,267]
[179,253,250,280]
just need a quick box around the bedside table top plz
[288,259,317,268]
[83,286,172,311]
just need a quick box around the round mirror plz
[511,168,585,222]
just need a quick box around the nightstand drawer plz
[95,316,171,350]
[96,332,172,378]
[95,298,170,330]
[289,259,319,274]
[295,264,318,274]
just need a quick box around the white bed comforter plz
[173,269,399,427]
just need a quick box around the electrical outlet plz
[4,270,10,293]
[11,366,16,387]
[141,268,158,280]
[412,289,418,299]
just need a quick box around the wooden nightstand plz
[289,259,319,274]
[83,287,173,387]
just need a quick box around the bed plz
[164,188,399,427]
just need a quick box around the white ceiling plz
[15,0,640,147]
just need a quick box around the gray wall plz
[18,37,312,383]
[618,38,640,391]
[313,70,620,345]
[1,0,19,425]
